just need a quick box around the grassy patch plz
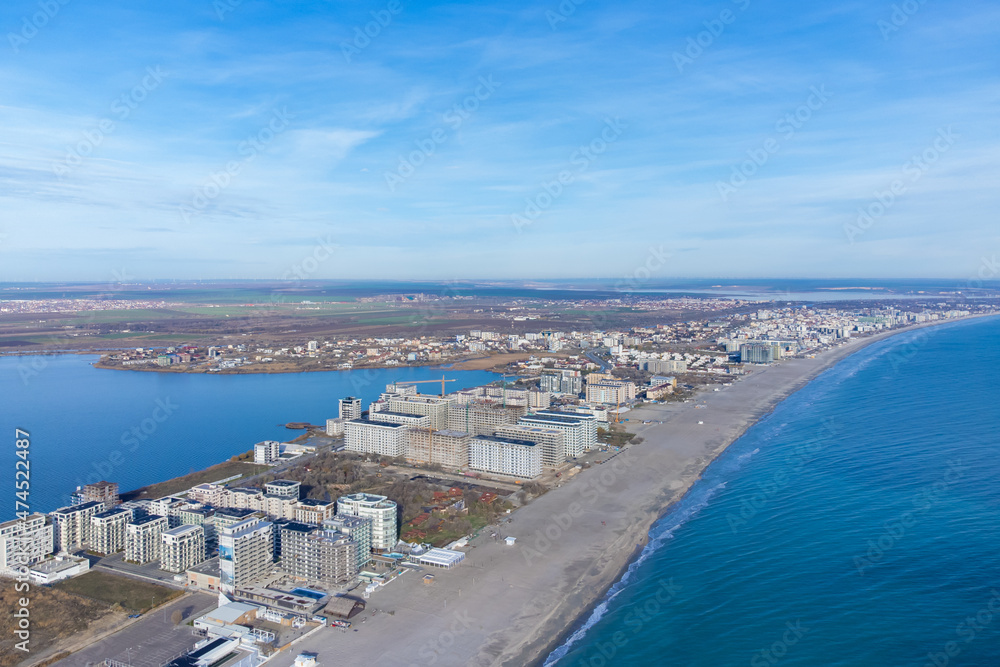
[53,570,182,613]
[0,583,113,667]
[121,460,267,501]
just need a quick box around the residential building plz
[518,412,593,459]
[295,499,337,525]
[385,395,451,429]
[339,396,362,421]
[212,508,261,534]
[344,418,408,458]
[281,527,357,585]
[405,429,471,469]
[188,483,226,506]
[336,493,397,552]
[323,515,372,570]
[540,370,583,395]
[219,517,273,593]
[494,424,565,468]
[325,418,345,437]
[178,507,217,552]
[585,380,637,406]
[469,436,542,479]
[370,410,432,429]
[254,440,281,465]
[79,481,120,510]
[90,506,131,555]
[0,514,53,577]
[740,342,775,364]
[161,525,207,573]
[264,480,301,499]
[50,501,101,553]
[447,403,525,436]
[124,514,168,564]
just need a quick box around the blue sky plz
[1,0,998,282]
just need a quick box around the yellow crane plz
[393,375,456,397]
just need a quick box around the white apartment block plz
[447,403,526,436]
[264,480,301,499]
[254,440,281,465]
[336,493,397,552]
[494,424,565,468]
[90,507,131,555]
[518,412,593,459]
[219,517,273,593]
[50,501,101,553]
[326,418,345,437]
[339,396,362,420]
[295,499,337,525]
[323,515,372,569]
[469,435,542,480]
[585,381,637,405]
[385,395,451,429]
[345,418,408,458]
[188,483,226,506]
[406,429,471,469]
[0,514,53,577]
[161,525,206,573]
[370,410,432,429]
[124,515,168,564]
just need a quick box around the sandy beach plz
[208,319,986,667]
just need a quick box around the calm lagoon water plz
[2,356,496,516]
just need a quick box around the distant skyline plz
[1,0,998,281]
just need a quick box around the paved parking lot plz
[54,592,216,667]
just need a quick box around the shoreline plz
[526,315,997,666]
[257,315,993,667]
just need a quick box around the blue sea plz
[1,357,497,517]
[549,315,1000,667]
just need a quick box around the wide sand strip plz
[259,319,982,667]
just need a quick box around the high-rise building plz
[584,380,637,406]
[469,435,542,479]
[336,493,397,552]
[79,481,120,510]
[494,424,565,468]
[447,403,525,436]
[339,396,362,421]
[518,412,593,459]
[540,370,583,395]
[90,506,131,555]
[295,499,337,525]
[385,395,451,429]
[254,440,281,465]
[405,429,471,469]
[50,501,102,553]
[124,515,168,564]
[161,525,206,573]
[323,515,372,570]
[218,517,273,593]
[281,526,357,585]
[344,418,409,458]
[178,507,217,553]
[325,418,345,437]
[0,514,53,577]
[264,480,301,499]
[370,411,432,429]
[740,343,775,364]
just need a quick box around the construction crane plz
[392,375,456,397]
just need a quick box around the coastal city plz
[2,299,992,666]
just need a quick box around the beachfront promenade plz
[266,332,898,667]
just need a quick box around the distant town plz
[2,300,993,666]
